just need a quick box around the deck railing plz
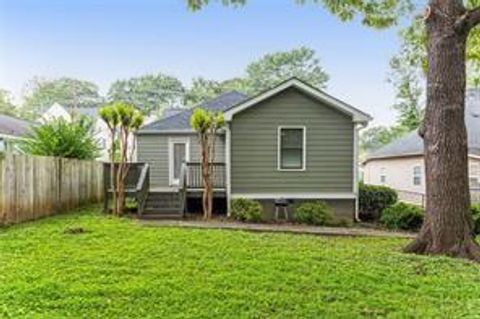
[185,162,226,189]
[103,162,150,215]
[103,162,146,192]
[179,162,226,216]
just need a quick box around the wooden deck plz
[104,162,226,218]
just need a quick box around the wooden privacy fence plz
[0,154,104,225]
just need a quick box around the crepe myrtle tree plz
[99,102,144,216]
[187,0,480,261]
[190,108,225,219]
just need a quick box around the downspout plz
[225,122,232,217]
[354,122,367,222]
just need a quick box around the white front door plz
[169,138,190,186]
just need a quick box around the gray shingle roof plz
[0,114,33,137]
[367,89,480,160]
[139,91,249,132]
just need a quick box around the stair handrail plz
[136,163,150,216]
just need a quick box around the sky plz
[0,0,409,125]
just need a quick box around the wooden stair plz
[141,192,183,219]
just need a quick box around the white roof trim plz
[231,192,357,199]
[223,78,372,123]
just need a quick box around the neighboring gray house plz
[0,114,33,153]
[136,78,371,220]
[363,89,480,205]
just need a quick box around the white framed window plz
[168,137,190,186]
[413,165,422,186]
[277,126,306,171]
[470,162,480,188]
[380,167,386,184]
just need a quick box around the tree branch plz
[455,7,480,32]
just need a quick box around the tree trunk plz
[404,0,480,261]
[109,132,117,216]
[114,129,127,216]
[201,135,213,219]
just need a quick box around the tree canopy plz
[22,77,102,119]
[187,0,414,28]
[185,47,329,105]
[387,7,480,132]
[108,73,185,116]
[184,78,231,106]
[244,47,329,93]
[0,89,20,118]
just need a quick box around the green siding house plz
[136,78,371,220]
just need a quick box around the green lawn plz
[1,208,480,318]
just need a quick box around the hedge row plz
[230,199,346,226]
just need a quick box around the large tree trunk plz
[404,0,480,261]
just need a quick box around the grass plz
[1,207,480,318]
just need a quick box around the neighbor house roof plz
[138,91,249,133]
[0,114,33,138]
[365,89,480,162]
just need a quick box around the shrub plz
[19,117,100,160]
[380,203,480,233]
[359,183,398,221]
[294,201,334,226]
[381,202,424,231]
[470,204,480,235]
[231,198,263,222]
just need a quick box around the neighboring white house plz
[38,102,71,123]
[363,89,480,205]
[40,103,158,161]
